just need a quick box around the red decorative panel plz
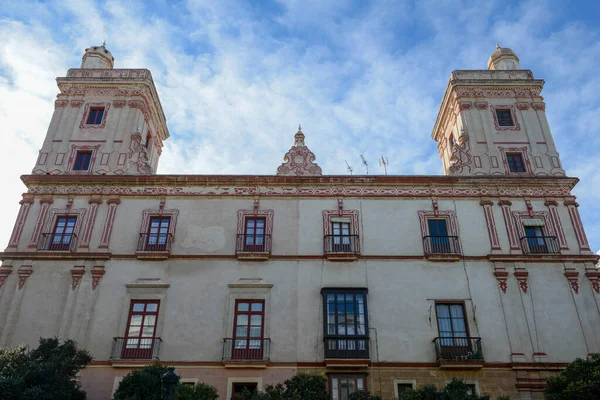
[474,101,488,110]
[99,199,121,248]
[55,153,65,165]
[100,153,110,165]
[91,265,105,290]
[0,268,12,289]
[494,267,508,293]
[71,266,85,291]
[27,198,54,248]
[498,200,520,250]
[490,156,499,169]
[564,268,579,294]
[514,268,528,294]
[480,200,501,251]
[473,156,482,168]
[79,103,110,129]
[532,102,546,111]
[79,199,102,248]
[17,265,33,290]
[545,201,568,250]
[511,210,556,245]
[37,153,48,165]
[564,201,591,251]
[585,269,600,294]
[7,198,34,248]
[54,100,69,108]
[516,102,530,110]
[322,210,360,236]
[534,156,543,168]
[67,144,101,174]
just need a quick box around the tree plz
[232,373,328,400]
[348,391,382,400]
[175,382,219,400]
[0,337,92,400]
[398,379,492,400]
[545,354,600,400]
[113,364,168,400]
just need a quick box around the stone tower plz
[32,44,169,176]
[432,46,565,177]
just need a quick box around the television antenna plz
[379,155,389,175]
[360,154,369,175]
[345,160,353,175]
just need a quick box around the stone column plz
[498,200,520,251]
[6,197,34,250]
[544,200,568,250]
[79,199,103,249]
[99,199,120,249]
[27,198,53,249]
[480,199,501,252]
[564,200,591,252]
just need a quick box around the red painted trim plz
[491,105,521,131]
[564,201,591,251]
[545,203,568,250]
[27,200,53,248]
[79,200,102,248]
[499,201,520,250]
[79,103,110,129]
[480,200,501,251]
[99,200,120,248]
[7,199,34,248]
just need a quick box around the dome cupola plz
[81,43,114,69]
[487,44,520,70]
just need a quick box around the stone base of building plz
[79,362,562,400]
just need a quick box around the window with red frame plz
[122,300,159,359]
[49,216,77,250]
[495,109,514,126]
[244,217,266,251]
[232,300,265,360]
[506,153,525,173]
[329,375,366,400]
[87,107,105,125]
[146,217,170,251]
[73,151,93,171]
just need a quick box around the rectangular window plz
[232,383,258,398]
[146,217,170,251]
[322,289,369,359]
[426,219,453,253]
[466,384,477,396]
[244,217,266,251]
[73,151,93,171]
[330,375,366,400]
[331,221,352,252]
[436,303,470,357]
[524,226,548,253]
[87,107,105,125]
[496,109,513,126]
[232,300,264,360]
[122,300,159,359]
[506,153,525,173]
[397,383,414,395]
[50,216,77,250]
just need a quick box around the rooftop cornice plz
[20,174,579,199]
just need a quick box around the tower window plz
[495,109,514,126]
[506,153,525,173]
[73,151,93,171]
[87,107,105,125]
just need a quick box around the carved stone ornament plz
[276,126,322,176]
[514,268,528,294]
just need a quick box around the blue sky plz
[0,0,598,254]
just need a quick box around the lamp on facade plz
[161,367,179,400]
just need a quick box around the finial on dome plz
[487,44,520,70]
[81,44,115,69]
[298,124,302,132]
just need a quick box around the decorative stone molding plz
[91,265,105,290]
[494,267,508,293]
[79,199,102,248]
[511,210,557,250]
[277,126,322,176]
[458,101,472,111]
[498,147,532,175]
[498,200,520,250]
[71,265,85,291]
[7,198,35,249]
[54,100,69,108]
[235,207,274,261]
[126,133,151,175]
[99,199,120,249]
[455,87,542,99]
[564,200,591,251]
[112,100,127,108]
[135,207,179,260]
[531,102,546,111]
[323,209,360,261]
[66,144,101,174]
[514,267,529,293]
[516,102,530,110]
[70,100,84,108]
[564,268,579,294]
[417,209,462,260]
[585,268,600,294]
[473,101,488,110]
[28,198,54,248]
[79,103,110,129]
[0,267,12,289]
[480,199,501,251]
[17,265,33,290]
[544,200,568,250]
[448,141,473,174]
[38,207,87,251]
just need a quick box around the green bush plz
[175,382,219,400]
[348,390,382,400]
[545,354,600,400]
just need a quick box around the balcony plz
[422,236,460,261]
[37,233,78,252]
[324,235,360,261]
[235,234,272,261]
[324,336,369,361]
[136,233,173,260]
[222,338,271,367]
[110,337,162,361]
[520,236,560,255]
[432,337,484,369]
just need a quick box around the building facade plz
[0,44,598,400]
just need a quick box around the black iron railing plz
[324,235,360,255]
[520,236,559,254]
[423,236,460,255]
[432,337,483,362]
[37,233,78,251]
[324,336,369,359]
[110,337,162,360]
[236,234,272,253]
[222,338,271,361]
[137,233,173,252]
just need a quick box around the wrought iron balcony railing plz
[324,336,369,359]
[110,337,162,360]
[235,234,272,253]
[520,236,560,254]
[137,233,173,252]
[324,235,360,255]
[222,338,271,362]
[37,233,78,251]
[423,236,460,255]
[432,337,483,362]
